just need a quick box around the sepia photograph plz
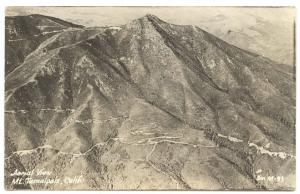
[3,5,296,191]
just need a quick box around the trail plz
[248,142,295,159]
[5,141,108,161]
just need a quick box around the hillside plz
[5,14,295,190]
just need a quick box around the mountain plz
[197,13,295,65]
[5,14,295,190]
[5,14,83,74]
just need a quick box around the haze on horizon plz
[6,6,296,65]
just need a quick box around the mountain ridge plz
[5,14,295,190]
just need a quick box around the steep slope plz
[5,14,295,190]
[5,14,83,74]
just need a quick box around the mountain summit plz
[5,14,295,190]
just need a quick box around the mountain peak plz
[5,11,295,191]
[145,13,158,19]
[137,13,166,24]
